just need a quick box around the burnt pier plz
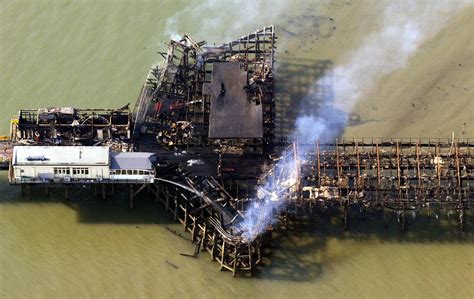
[2,25,473,276]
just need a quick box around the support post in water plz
[129,184,134,209]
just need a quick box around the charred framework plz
[132,26,276,156]
[128,26,472,275]
[10,107,132,151]
[128,27,278,275]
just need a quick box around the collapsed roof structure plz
[10,107,132,151]
[132,26,276,154]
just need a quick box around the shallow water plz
[1,171,473,298]
[1,1,473,298]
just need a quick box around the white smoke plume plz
[165,0,289,42]
[293,0,472,143]
[239,0,472,241]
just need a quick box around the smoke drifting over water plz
[165,0,289,42]
[239,1,472,241]
[293,0,472,144]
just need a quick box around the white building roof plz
[110,152,156,170]
[38,107,75,115]
[13,146,110,166]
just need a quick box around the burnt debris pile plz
[10,107,132,151]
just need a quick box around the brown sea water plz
[1,1,473,298]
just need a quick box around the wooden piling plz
[317,140,321,187]
[102,184,106,200]
[129,185,134,209]
[343,200,349,231]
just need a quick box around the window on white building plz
[54,167,70,175]
[71,167,90,176]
